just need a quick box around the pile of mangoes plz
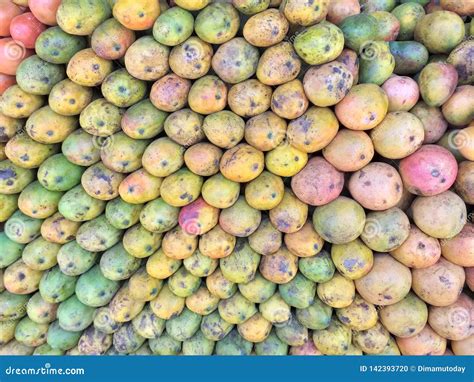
[0,0,473,356]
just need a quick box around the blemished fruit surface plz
[0,0,472,357]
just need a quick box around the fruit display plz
[0,0,473,357]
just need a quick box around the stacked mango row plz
[0,0,473,356]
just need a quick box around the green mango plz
[47,320,81,351]
[389,41,429,75]
[37,154,85,192]
[35,26,87,64]
[57,295,95,331]
[39,266,77,303]
[359,41,395,85]
[75,265,120,307]
[279,273,316,309]
[57,241,98,276]
[166,307,202,341]
[99,243,141,281]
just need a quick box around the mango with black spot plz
[113,0,160,31]
[275,313,308,346]
[26,292,58,324]
[294,21,344,65]
[148,332,181,355]
[313,319,352,355]
[58,185,106,222]
[39,266,77,304]
[4,210,43,244]
[5,134,59,169]
[124,37,169,82]
[91,18,136,60]
[169,37,213,80]
[131,304,165,339]
[49,79,93,117]
[200,310,233,340]
[245,111,287,152]
[25,106,78,144]
[57,241,98,277]
[109,284,145,323]
[112,323,145,354]
[0,290,29,321]
[57,0,111,35]
[57,295,95,331]
[149,283,185,320]
[212,38,259,84]
[331,239,374,280]
[81,162,125,201]
[195,2,239,44]
[228,79,272,117]
[220,238,260,284]
[336,294,378,331]
[4,259,43,295]
[129,267,163,302]
[219,197,261,237]
[14,316,49,347]
[100,243,141,281]
[206,268,237,299]
[67,49,113,87]
[186,286,220,316]
[0,85,44,119]
[295,296,332,330]
[248,217,282,256]
[259,247,298,284]
[220,144,264,183]
[75,215,123,252]
[101,69,147,108]
[78,326,112,355]
[269,189,308,234]
[279,273,316,309]
[183,250,218,278]
[80,98,124,137]
[161,226,198,260]
[243,8,288,47]
[22,237,60,271]
[153,7,194,47]
[93,307,121,334]
[16,56,65,96]
[35,27,87,64]
[202,111,245,149]
[168,266,201,298]
[254,330,288,355]
[38,154,84,192]
[61,130,101,167]
[317,272,355,308]
[280,0,329,26]
[256,42,301,86]
[287,107,339,153]
[182,330,215,355]
[17,181,63,219]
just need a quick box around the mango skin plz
[0,85,44,119]
[391,2,425,41]
[389,41,429,75]
[75,265,120,308]
[243,9,289,48]
[414,11,465,54]
[35,27,87,64]
[92,18,136,60]
[339,14,378,52]
[57,0,112,36]
[16,56,65,96]
[195,3,240,44]
[294,22,344,65]
[153,7,194,47]
[418,62,458,107]
[113,0,160,31]
[49,79,93,116]
[67,49,113,87]
[447,40,474,85]
[359,41,395,85]
[280,0,329,26]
